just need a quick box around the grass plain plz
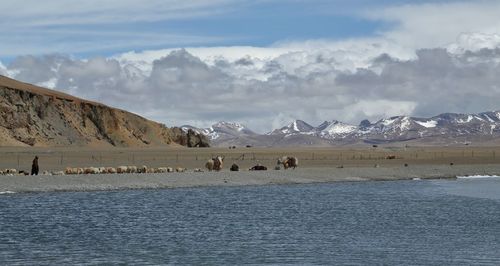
[1,145,499,172]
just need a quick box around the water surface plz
[1,178,499,265]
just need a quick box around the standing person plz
[31,156,39,175]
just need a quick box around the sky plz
[1,0,500,132]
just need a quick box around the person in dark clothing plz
[31,156,39,175]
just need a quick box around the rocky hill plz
[0,75,209,147]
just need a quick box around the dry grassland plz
[1,145,499,172]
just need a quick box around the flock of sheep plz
[0,155,299,176]
[63,165,189,175]
[0,165,191,176]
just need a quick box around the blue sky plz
[2,0,500,131]
[0,0,454,60]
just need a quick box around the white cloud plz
[0,0,236,26]
[6,41,500,133]
[363,0,500,49]
[448,32,500,53]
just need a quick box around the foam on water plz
[456,175,500,179]
[0,191,16,194]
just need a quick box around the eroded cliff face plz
[0,76,209,147]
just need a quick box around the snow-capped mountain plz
[269,120,314,135]
[357,112,500,141]
[181,121,256,141]
[268,120,357,139]
[316,120,358,139]
[182,110,500,147]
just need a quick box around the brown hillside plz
[0,75,209,147]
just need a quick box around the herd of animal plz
[0,155,299,176]
[206,155,299,172]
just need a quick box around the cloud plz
[336,47,500,117]
[5,40,500,133]
[363,0,500,49]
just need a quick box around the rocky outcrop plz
[171,128,210,148]
[0,75,209,147]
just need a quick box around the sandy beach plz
[1,145,500,193]
[0,164,499,193]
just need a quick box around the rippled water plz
[1,179,500,265]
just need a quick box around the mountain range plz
[3,74,499,148]
[183,111,500,147]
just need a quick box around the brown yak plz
[277,156,299,169]
[205,156,224,171]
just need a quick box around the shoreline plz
[1,164,499,194]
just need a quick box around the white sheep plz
[106,167,117,174]
[117,166,127,174]
[127,166,137,173]
[176,167,187,173]
[138,165,148,173]
[5,169,17,175]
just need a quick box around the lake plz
[1,178,500,265]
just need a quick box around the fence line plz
[2,148,500,171]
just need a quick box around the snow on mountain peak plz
[322,121,357,135]
[415,120,437,128]
[182,110,500,145]
[213,121,246,131]
[276,120,314,134]
[456,115,474,124]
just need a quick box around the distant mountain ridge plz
[182,121,257,140]
[183,111,500,147]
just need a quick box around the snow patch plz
[474,115,484,121]
[399,117,411,131]
[324,122,357,135]
[457,115,473,123]
[415,120,437,128]
[495,112,500,120]
[484,114,495,123]
[214,121,246,131]
[208,132,219,140]
[381,117,397,126]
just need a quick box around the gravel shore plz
[1,164,499,193]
